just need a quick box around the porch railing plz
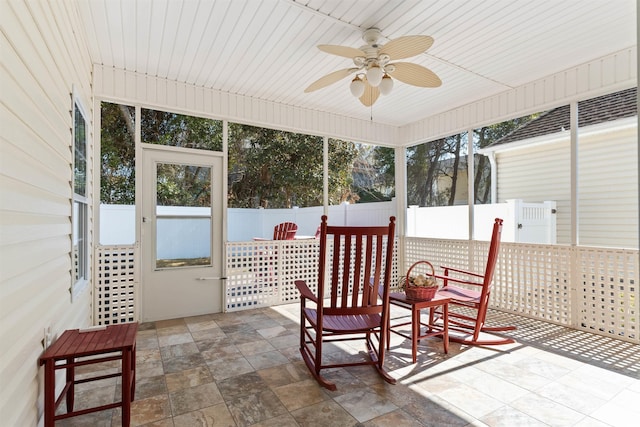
[404,238,639,343]
[94,240,639,343]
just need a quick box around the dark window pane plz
[74,105,87,197]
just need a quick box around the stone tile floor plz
[57,303,640,426]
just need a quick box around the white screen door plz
[141,146,223,321]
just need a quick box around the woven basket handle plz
[406,260,435,279]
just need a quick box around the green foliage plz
[373,146,395,190]
[141,108,223,150]
[327,139,359,204]
[100,103,396,209]
[156,165,211,207]
[100,102,136,204]
[228,126,355,208]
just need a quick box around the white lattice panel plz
[225,240,321,311]
[94,245,138,325]
[279,243,320,303]
[405,237,639,343]
[495,243,571,324]
[577,247,638,341]
[226,238,398,312]
[404,237,471,274]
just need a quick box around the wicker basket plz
[401,260,439,300]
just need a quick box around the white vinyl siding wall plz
[497,140,572,244]
[0,1,93,426]
[577,122,638,249]
[495,120,638,249]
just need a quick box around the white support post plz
[323,136,328,216]
[467,128,475,269]
[570,101,579,246]
[395,146,407,272]
[467,128,475,241]
[222,120,229,312]
[569,101,579,328]
[134,105,142,289]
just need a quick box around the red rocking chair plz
[431,218,516,345]
[295,215,396,390]
[254,222,298,241]
[272,222,297,240]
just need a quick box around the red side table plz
[39,323,138,426]
[387,292,450,363]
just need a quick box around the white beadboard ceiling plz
[78,0,637,127]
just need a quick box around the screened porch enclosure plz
[93,84,638,344]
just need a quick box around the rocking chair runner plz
[431,218,516,345]
[295,215,396,390]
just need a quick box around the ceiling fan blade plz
[318,44,366,58]
[379,35,434,60]
[388,62,441,87]
[359,81,380,106]
[304,68,357,93]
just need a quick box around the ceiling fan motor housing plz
[362,28,382,47]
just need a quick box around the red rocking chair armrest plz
[440,265,485,279]
[433,273,484,288]
[295,280,318,303]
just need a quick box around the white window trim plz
[71,87,91,301]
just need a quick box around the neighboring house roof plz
[489,87,637,146]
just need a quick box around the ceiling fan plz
[304,28,441,106]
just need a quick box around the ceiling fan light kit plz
[366,65,384,86]
[350,76,365,97]
[378,74,393,95]
[305,28,441,107]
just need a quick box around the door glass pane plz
[156,163,212,268]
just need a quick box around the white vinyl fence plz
[407,199,556,243]
[100,199,556,251]
[228,201,397,241]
